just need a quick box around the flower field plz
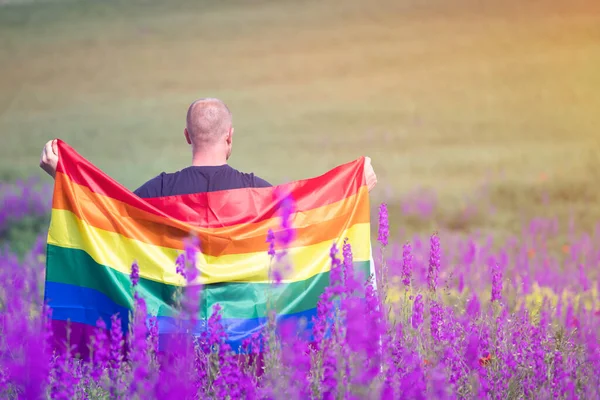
[1,178,599,399]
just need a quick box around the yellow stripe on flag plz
[48,208,371,286]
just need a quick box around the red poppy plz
[479,353,492,367]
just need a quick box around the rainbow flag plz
[43,140,374,356]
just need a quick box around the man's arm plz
[252,175,272,188]
[133,175,163,198]
[40,139,59,179]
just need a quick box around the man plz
[40,97,377,195]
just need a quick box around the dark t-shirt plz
[133,165,272,198]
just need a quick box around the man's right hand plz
[40,139,59,179]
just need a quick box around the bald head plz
[185,98,232,147]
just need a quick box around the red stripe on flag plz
[54,140,366,228]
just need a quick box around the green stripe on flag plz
[45,244,371,320]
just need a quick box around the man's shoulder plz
[250,174,272,188]
[229,166,272,188]
[133,165,272,198]
[133,173,166,198]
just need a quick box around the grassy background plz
[1,0,599,242]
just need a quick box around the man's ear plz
[184,128,192,145]
[227,127,234,144]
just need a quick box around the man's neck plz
[191,150,227,167]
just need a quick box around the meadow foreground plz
[0,179,599,399]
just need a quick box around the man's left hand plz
[365,156,377,192]
[40,139,59,179]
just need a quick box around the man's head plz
[184,98,234,162]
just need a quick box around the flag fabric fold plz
[43,139,374,356]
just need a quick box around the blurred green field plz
[1,0,599,240]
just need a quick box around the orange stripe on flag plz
[53,172,370,257]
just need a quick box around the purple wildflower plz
[202,303,249,398]
[50,344,78,400]
[277,190,296,246]
[184,236,200,283]
[342,238,353,281]
[266,229,276,257]
[329,242,343,293]
[565,299,574,328]
[312,242,344,355]
[129,294,152,396]
[491,263,503,302]
[401,242,413,287]
[153,310,196,398]
[464,330,481,370]
[378,203,389,247]
[109,314,124,371]
[177,237,204,333]
[429,365,451,399]
[342,238,362,295]
[555,296,563,321]
[108,314,124,397]
[91,318,109,381]
[360,277,385,384]
[427,233,440,292]
[457,273,465,292]
[429,301,444,342]
[312,294,329,350]
[270,191,296,282]
[412,294,424,330]
[279,321,311,398]
[175,253,186,280]
[272,269,283,285]
[148,316,159,356]
[552,350,565,398]
[398,350,427,398]
[130,260,140,288]
[321,346,338,399]
[579,263,590,291]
